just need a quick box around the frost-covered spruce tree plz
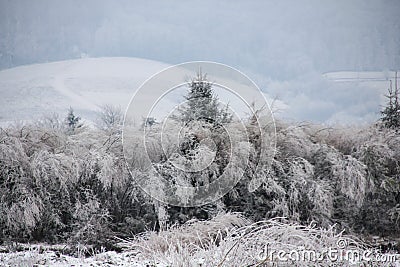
[381,79,400,129]
[160,71,233,223]
[65,107,82,134]
[177,70,232,125]
[174,70,232,173]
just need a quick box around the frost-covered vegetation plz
[119,213,378,267]
[0,112,399,247]
[0,110,156,252]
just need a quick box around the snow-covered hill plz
[0,57,170,124]
[1,58,396,125]
[0,58,283,126]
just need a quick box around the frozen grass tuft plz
[117,213,249,259]
[119,213,394,267]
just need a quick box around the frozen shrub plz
[69,192,112,251]
[97,104,123,132]
[0,120,157,246]
[120,213,375,267]
[276,122,318,160]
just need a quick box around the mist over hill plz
[0,57,396,125]
[1,0,399,123]
[1,0,399,77]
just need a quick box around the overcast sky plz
[0,0,399,123]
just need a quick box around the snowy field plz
[0,57,170,124]
[0,57,286,126]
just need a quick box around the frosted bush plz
[276,122,318,160]
[120,213,383,267]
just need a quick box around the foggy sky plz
[0,0,399,123]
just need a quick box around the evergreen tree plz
[173,71,232,162]
[65,107,82,134]
[381,77,400,129]
[177,70,232,125]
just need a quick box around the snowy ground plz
[1,241,399,267]
[1,250,137,267]
[0,247,160,267]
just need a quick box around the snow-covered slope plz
[1,58,395,125]
[0,58,281,126]
[0,57,170,123]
